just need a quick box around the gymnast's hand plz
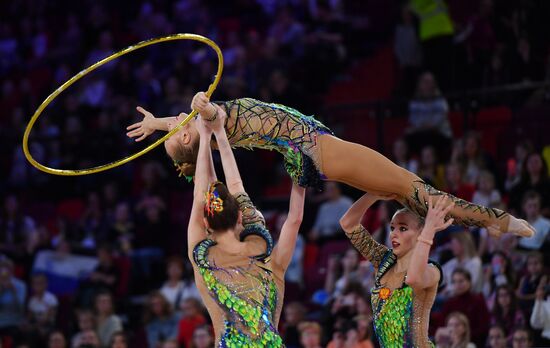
[127,106,157,142]
[192,91,217,120]
[423,196,455,237]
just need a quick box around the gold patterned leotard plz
[345,225,442,348]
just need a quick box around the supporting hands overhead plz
[191,91,218,121]
[195,116,213,140]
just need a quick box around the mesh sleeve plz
[345,225,388,268]
[233,192,266,228]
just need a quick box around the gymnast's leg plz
[318,135,533,237]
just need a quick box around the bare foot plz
[507,217,535,238]
[488,218,535,238]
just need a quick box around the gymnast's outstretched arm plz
[126,106,179,141]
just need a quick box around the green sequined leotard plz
[192,192,284,347]
[345,225,442,348]
[220,98,332,189]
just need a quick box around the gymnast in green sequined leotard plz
[127,92,534,238]
[339,193,454,348]
[186,108,305,347]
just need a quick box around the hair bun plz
[174,162,196,178]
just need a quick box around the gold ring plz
[22,33,223,176]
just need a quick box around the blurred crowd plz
[1,0,550,348]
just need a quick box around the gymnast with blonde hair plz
[126,92,534,238]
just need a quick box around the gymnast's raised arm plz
[272,183,305,271]
[187,117,217,258]
[340,192,396,267]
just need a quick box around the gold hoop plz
[22,33,223,176]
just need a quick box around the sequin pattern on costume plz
[192,238,283,347]
[344,225,439,348]
[372,285,414,347]
[222,98,332,189]
[192,191,283,347]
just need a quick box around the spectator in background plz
[354,314,374,347]
[505,141,533,192]
[80,192,107,250]
[444,162,475,202]
[442,232,483,294]
[309,182,352,243]
[94,290,122,348]
[509,152,550,216]
[0,256,26,342]
[132,193,167,281]
[437,269,490,346]
[159,256,199,312]
[71,309,96,348]
[458,132,495,186]
[74,330,100,348]
[48,330,67,348]
[0,194,36,262]
[79,244,119,307]
[298,321,323,348]
[282,302,306,348]
[511,327,534,348]
[486,325,507,348]
[109,332,127,348]
[177,298,206,348]
[472,171,503,209]
[406,72,452,159]
[26,273,58,340]
[510,37,542,83]
[109,203,134,255]
[435,312,475,348]
[516,252,544,314]
[490,285,525,337]
[334,320,373,348]
[417,146,446,189]
[530,276,550,346]
[392,138,419,173]
[409,0,454,90]
[483,252,516,302]
[189,325,214,348]
[325,249,360,298]
[517,191,550,252]
[394,6,422,96]
[483,51,509,88]
[144,291,179,348]
[463,0,497,87]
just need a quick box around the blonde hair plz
[172,136,200,177]
[446,311,471,348]
[393,208,425,229]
